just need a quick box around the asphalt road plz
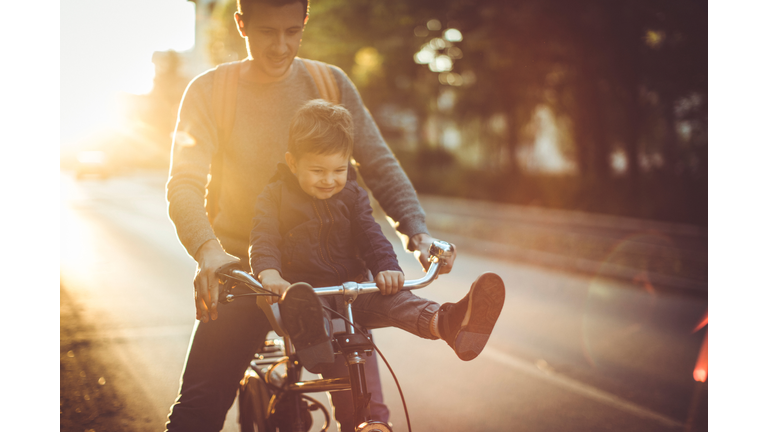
[60,171,707,432]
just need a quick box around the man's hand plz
[409,233,456,274]
[375,270,405,296]
[258,269,291,305]
[193,239,240,323]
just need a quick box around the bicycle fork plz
[336,293,391,432]
[286,358,306,432]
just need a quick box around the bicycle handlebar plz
[218,240,454,301]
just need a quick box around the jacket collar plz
[274,163,302,192]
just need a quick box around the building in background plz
[176,0,219,77]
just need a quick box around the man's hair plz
[237,0,309,17]
[288,100,354,159]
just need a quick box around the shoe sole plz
[280,282,334,372]
[453,273,505,361]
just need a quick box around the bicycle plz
[215,240,455,432]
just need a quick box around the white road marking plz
[482,346,684,429]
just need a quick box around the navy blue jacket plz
[249,164,402,287]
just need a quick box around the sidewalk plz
[393,195,708,295]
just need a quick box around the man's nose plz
[272,32,289,53]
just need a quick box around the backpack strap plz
[301,58,340,104]
[207,62,241,224]
[212,62,241,146]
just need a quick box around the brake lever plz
[215,262,246,304]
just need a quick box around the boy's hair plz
[288,100,354,159]
[237,0,309,17]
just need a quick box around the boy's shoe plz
[279,282,335,373]
[437,272,505,361]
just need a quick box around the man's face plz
[237,2,306,82]
[286,151,349,200]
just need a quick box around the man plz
[165,0,456,430]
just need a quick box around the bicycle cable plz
[323,306,413,432]
[217,273,281,298]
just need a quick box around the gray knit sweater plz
[167,58,428,259]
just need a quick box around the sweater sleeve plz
[349,184,402,276]
[248,183,284,278]
[330,66,430,244]
[166,71,220,258]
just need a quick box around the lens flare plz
[692,313,708,333]
[693,331,708,382]
[691,311,707,382]
[693,368,706,382]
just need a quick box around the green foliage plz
[208,0,248,64]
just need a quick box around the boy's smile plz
[286,151,349,200]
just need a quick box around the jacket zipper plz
[323,200,351,278]
[312,201,343,284]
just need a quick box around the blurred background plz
[61,0,707,225]
[59,1,710,431]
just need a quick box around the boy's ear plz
[285,152,298,173]
[234,12,247,38]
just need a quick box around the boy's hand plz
[375,270,405,295]
[258,269,291,305]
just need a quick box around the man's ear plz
[234,12,247,38]
[285,152,298,174]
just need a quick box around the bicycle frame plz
[218,240,454,432]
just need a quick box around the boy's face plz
[286,151,349,200]
[236,2,307,82]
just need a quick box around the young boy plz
[249,99,505,372]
